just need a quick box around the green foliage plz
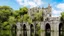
[23,14,29,21]
[2,30,10,36]
[12,11,19,17]
[33,11,43,21]
[8,16,16,24]
[27,18,32,24]
[35,22,41,36]
[2,22,8,27]
[20,7,28,13]
[0,6,43,36]
[0,6,13,22]
[19,7,28,15]
[2,22,10,29]
[21,14,32,24]
[0,6,13,36]
[61,12,64,21]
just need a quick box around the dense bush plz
[0,6,43,36]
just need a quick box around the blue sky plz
[0,0,64,17]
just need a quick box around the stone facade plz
[16,4,63,36]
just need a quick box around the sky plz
[0,0,64,17]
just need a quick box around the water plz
[0,30,64,36]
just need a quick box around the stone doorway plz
[45,23,51,36]
[23,24,27,36]
[30,24,34,36]
[59,23,64,36]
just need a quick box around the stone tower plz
[28,7,41,19]
[43,4,52,21]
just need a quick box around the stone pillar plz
[17,30,21,36]
[16,22,21,36]
[56,24,59,36]
[41,22,45,36]
[53,23,59,36]
[27,23,30,36]
[21,28,23,36]
[51,24,54,36]
[51,28,55,36]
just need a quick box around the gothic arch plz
[11,24,17,36]
[23,24,27,36]
[45,23,51,36]
[30,24,34,36]
[59,23,64,36]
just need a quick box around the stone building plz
[12,4,63,36]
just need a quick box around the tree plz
[8,16,16,25]
[17,7,28,15]
[20,7,28,14]
[0,6,29,36]
[0,6,13,22]
[61,12,64,21]
[0,6,13,36]
[14,7,32,24]
[12,7,29,22]
[33,11,43,21]
[22,14,32,24]
[0,6,44,36]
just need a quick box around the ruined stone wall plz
[16,4,62,36]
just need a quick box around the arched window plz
[11,24,17,36]
[30,24,34,36]
[23,24,27,36]
[59,23,64,36]
[45,23,51,36]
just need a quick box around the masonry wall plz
[16,19,61,36]
[16,4,62,36]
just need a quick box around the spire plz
[48,4,51,8]
[48,4,51,12]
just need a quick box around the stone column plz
[17,30,21,36]
[41,22,45,36]
[51,24,54,36]
[27,23,30,36]
[56,24,59,36]
[16,22,21,36]
[53,23,59,36]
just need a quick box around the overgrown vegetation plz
[61,12,64,21]
[0,6,43,36]
[0,5,64,36]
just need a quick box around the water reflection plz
[1,23,64,36]
[59,23,64,36]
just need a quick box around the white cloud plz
[16,0,23,5]
[52,3,64,17]
[52,8,62,17]
[57,3,64,11]
[28,1,37,8]
[16,0,44,8]
[16,0,64,17]
[33,0,43,5]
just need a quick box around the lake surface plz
[0,30,64,36]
